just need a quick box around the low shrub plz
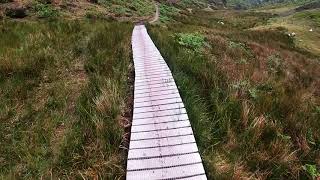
[303,164,320,179]
[175,32,205,51]
[159,3,179,22]
[34,3,58,18]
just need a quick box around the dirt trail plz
[149,2,159,24]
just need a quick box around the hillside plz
[0,0,156,20]
[1,0,320,179]
[253,1,320,55]
[227,0,315,9]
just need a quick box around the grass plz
[148,9,320,179]
[159,3,180,23]
[178,0,207,8]
[175,32,206,51]
[229,0,314,9]
[1,0,155,21]
[293,10,320,26]
[0,19,133,179]
[34,3,59,18]
[253,9,320,55]
[1,1,319,179]
[101,0,155,17]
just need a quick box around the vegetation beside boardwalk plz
[148,9,320,179]
[0,20,133,179]
[1,0,320,179]
[0,0,155,20]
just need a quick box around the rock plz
[37,0,53,4]
[0,0,14,3]
[218,20,224,25]
[309,29,313,32]
[5,5,27,18]
[295,1,320,12]
[288,32,296,37]
[208,0,225,7]
[87,0,98,3]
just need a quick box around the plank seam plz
[132,118,189,126]
[128,151,199,160]
[131,133,193,141]
[159,173,206,180]
[134,101,183,109]
[131,125,191,133]
[134,83,176,91]
[127,162,203,172]
[129,141,196,150]
[134,91,179,99]
[135,74,173,80]
[133,106,184,114]
[134,87,178,95]
[133,111,186,120]
[135,80,174,87]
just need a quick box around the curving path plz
[126,25,207,180]
[149,2,159,24]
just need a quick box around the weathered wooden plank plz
[126,163,206,180]
[133,102,184,113]
[133,108,186,120]
[127,152,202,170]
[134,81,176,91]
[134,86,178,96]
[129,134,196,149]
[133,93,181,103]
[135,77,174,85]
[131,113,189,126]
[131,119,190,132]
[134,99,183,109]
[130,126,193,140]
[134,89,179,98]
[128,142,199,159]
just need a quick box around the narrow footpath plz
[149,2,159,24]
[126,25,207,180]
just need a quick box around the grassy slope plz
[1,0,320,179]
[0,19,133,179]
[98,0,155,19]
[227,0,314,8]
[148,9,320,179]
[253,6,320,55]
[0,0,155,20]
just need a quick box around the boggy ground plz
[148,9,320,179]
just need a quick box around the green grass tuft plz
[159,3,180,23]
[34,3,59,18]
[175,32,206,51]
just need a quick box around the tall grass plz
[148,9,320,179]
[0,19,133,179]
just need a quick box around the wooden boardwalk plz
[127,25,207,180]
